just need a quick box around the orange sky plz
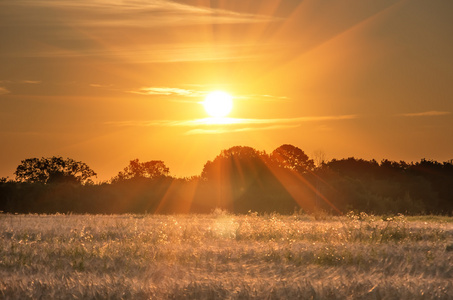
[1,0,452,181]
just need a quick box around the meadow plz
[1,211,452,299]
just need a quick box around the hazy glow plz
[203,91,233,118]
[0,0,452,181]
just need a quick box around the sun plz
[203,91,233,118]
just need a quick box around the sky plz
[1,0,452,182]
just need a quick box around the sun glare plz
[203,91,233,118]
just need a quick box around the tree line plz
[1,144,452,215]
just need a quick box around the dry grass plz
[1,211,452,299]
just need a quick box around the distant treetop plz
[111,159,170,183]
[14,156,97,184]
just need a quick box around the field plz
[1,211,452,299]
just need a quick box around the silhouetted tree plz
[199,146,298,213]
[313,149,327,168]
[14,156,96,184]
[326,157,380,178]
[201,146,267,181]
[270,144,315,173]
[3,146,453,215]
[111,159,170,182]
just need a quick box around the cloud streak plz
[128,87,206,97]
[125,86,293,106]
[0,87,10,95]
[45,0,277,28]
[1,0,278,62]
[236,94,290,101]
[1,0,276,28]
[107,114,358,134]
[108,115,357,127]
[21,80,41,84]
[397,111,451,117]
[185,124,301,135]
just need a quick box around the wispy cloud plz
[397,111,451,117]
[126,86,292,105]
[0,81,40,95]
[21,80,41,84]
[108,115,357,127]
[236,94,290,101]
[1,0,279,63]
[90,83,113,88]
[107,114,358,134]
[128,87,206,97]
[21,0,277,28]
[14,43,270,63]
[226,115,358,125]
[0,87,10,95]
[0,80,41,85]
[185,124,300,135]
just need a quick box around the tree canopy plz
[111,159,170,183]
[201,144,316,181]
[2,146,453,215]
[270,144,315,173]
[201,146,266,181]
[14,156,97,184]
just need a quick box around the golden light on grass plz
[2,213,452,298]
[203,91,233,118]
